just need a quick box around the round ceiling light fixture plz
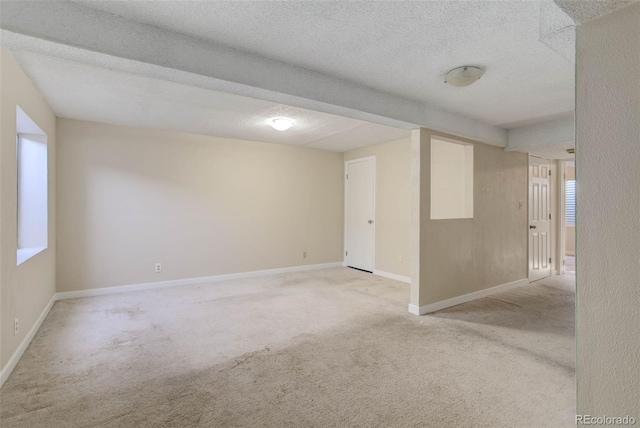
[269,117,294,131]
[444,66,485,87]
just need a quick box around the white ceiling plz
[73,0,575,128]
[0,0,601,155]
[13,51,409,152]
[555,0,636,23]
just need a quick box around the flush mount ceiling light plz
[269,117,294,131]
[444,66,485,87]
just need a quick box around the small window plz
[16,106,48,265]
[430,137,474,219]
[565,180,576,226]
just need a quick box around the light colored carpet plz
[0,268,575,427]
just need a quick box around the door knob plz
[530,225,536,229]
[368,219,374,224]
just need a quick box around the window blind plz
[565,180,576,226]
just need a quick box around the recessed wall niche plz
[430,137,473,220]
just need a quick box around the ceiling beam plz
[0,1,508,147]
[506,115,575,152]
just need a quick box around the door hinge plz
[346,174,348,180]
[345,250,348,256]
[549,213,551,220]
[549,257,552,264]
[549,170,551,176]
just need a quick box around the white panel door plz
[529,156,552,281]
[346,158,375,272]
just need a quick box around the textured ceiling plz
[73,0,575,128]
[1,0,597,154]
[13,52,409,152]
[554,0,637,23]
[539,1,576,62]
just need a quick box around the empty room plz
[0,1,638,427]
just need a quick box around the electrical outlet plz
[155,263,162,273]
[14,318,19,336]
[302,251,307,259]
[398,255,403,263]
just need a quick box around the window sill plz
[17,247,47,266]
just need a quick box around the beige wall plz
[344,138,411,278]
[576,3,640,418]
[565,164,575,180]
[411,128,528,307]
[565,226,575,255]
[56,119,344,292]
[0,48,56,371]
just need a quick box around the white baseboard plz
[0,295,56,388]
[55,262,344,300]
[372,269,410,284]
[408,304,423,316]
[407,278,529,316]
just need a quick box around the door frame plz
[558,160,566,275]
[528,155,553,281]
[344,156,376,270]
[557,159,575,275]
